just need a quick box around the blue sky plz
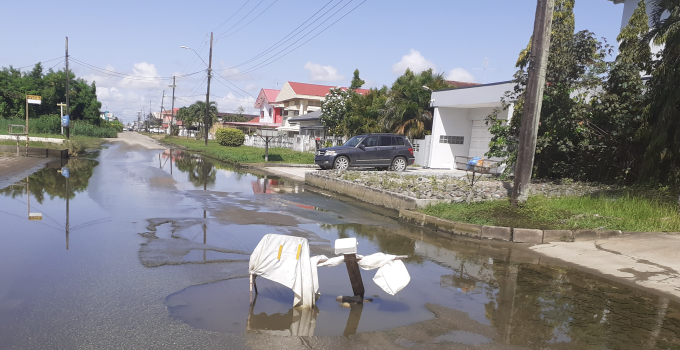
[0,0,623,123]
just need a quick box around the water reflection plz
[161,149,302,194]
[0,158,98,203]
[247,295,320,337]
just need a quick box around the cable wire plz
[216,0,265,38]
[215,0,278,40]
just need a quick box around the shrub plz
[216,127,245,147]
[65,138,87,156]
[32,115,61,134]
[71,121,118,138]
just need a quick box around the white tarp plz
[249,234,318,308]
[314,252,411,295]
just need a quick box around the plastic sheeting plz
[248,234,318,308]
[314,252,411,295]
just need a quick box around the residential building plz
[254,89,283,124]
[274,81,369,136]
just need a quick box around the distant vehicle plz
[314,133,415,171]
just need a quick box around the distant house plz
[287,110,325,137]
[274,81,369,136]
[254,89,283,124]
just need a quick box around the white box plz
[335,238,358,255]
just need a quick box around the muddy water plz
[1,145,679,349]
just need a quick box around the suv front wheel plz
[391,157,407,172]
[333,156,350,170]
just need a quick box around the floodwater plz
[1,144,679,349]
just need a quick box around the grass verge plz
[160,136,315,164]
[0,135,105,155]
[421,188,680,232]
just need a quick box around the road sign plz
[61,167,70,178]
[27,95,42,105]
[61,115,70,127]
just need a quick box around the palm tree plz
[380,68,450,139]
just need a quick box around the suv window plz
[395,137,405,146]
[380,136,394,146]
[362,136,379,147]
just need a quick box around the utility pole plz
[57,103,66,134]
[204,32,214,146]
[169,76,176,136]
[511,0,554,206]
[158,90,165,134]
[65,37,70,140]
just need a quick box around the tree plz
[175,100,218,131]
[349,69,365,90]
[638,0,680,184]
[486,0,609,180]
[380,68,449,139]
[588,0,651,182]
[320,87,351,135]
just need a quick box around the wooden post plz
[343,254,365,299]
[512,0,555,206]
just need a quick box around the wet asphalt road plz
[1,136,679,349]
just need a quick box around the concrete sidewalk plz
[531,233,680,301]
[0,155,50,188]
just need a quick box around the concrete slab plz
[513,228,544,243]
[481,225,511,241]
[544,230,573,242]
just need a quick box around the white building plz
[419,0,650,170]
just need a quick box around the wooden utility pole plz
[158,90,165,134]
[65,37,70,140]
[169,76,176,135]
[205,32,213,146]
[511,0,554,206]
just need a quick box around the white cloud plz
[304,62,345,82]
[245,83,258,91]
[392,49,436,75]
[447,68,475,83]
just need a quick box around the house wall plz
[428,106,510,169]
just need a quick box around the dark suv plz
[315,133,415,171]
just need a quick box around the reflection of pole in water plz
[66,175,70,250]
[343,303,363,336]
[203,210,207,261]
[263,175,267,193]
[159,153,162,168]
[170,149,172,174]
[27,176,30,218]
[647,297,669,348]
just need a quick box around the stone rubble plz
[320,170,613,202]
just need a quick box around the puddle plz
[2,147,680,348]
[156,149,303,194]
[182,250,249,262]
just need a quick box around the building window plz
[440,135,464,144]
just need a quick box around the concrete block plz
[597,230,622,239]
[481,225,512,241]
[573,230,598,241]
[434,217,457,234]
[543,230,573,242]
[513,228,544,243]
[454,222,482,238]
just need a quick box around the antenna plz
[472,57,497,84]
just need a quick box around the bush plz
[71,121,118,138]
[216,127,245,147]
[32,115,61,134]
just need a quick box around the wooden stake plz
[344,254,365,299]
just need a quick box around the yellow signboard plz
[27,95,42,105]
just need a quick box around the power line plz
[224,0,367,78]
[216,0,265,38]
[7,56,64,70]
[218,0,337,71]
[212,71,255,98]
[70,57,203,80]
[215,0,279,40]
[213,0,251,31]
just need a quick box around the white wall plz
[428,107,472,169]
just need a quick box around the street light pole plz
[204,32,214,146]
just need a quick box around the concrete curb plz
[243,163,319,168]
[398,208,678,244]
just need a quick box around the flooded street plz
[1,141,679,349]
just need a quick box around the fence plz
[243,134,347,153]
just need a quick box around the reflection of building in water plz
[251,176,301,194]
[246,301,318,336]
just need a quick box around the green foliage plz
[175,100,218,130]
[31,115,61,134]
[71,121,118,138]
[216,127,245,147]
[349,69,365,90]
[320,87,351,135]
[381,68,450,139]
[162,136,314,164]
[106,120,124,132]
[638,0,680,184]
[486,0,611,180]
[0,64,101,123]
